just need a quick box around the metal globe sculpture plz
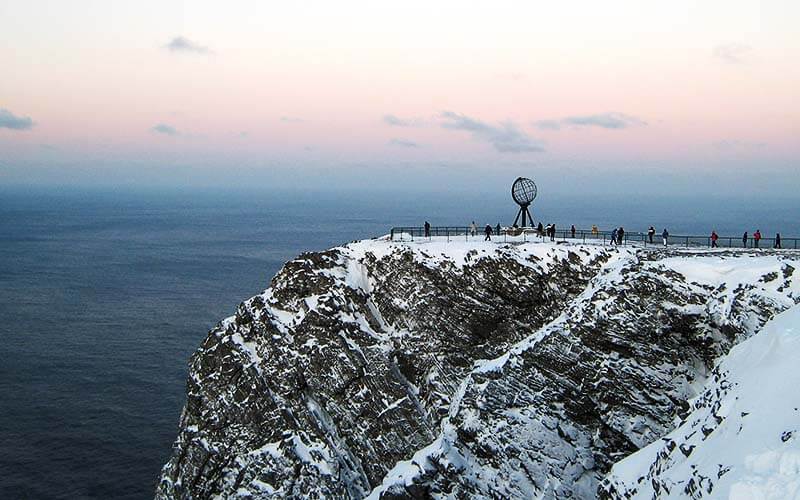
[512,177,537,205]
[511,177,537,227]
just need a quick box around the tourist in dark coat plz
[648,226,656,244]
[484,224,493,241]
[775,233,782,249]
[742,231,748,248]
[611,228,618,246]
[424,221,430,238]
[571,225,576,239]
[550,223,556,241]
[662,228,669,247]
[617,227,625,245]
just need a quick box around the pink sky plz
[1,0,798,189]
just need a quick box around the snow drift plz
[601,304,800,499]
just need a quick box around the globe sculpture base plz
[513,203,534,228]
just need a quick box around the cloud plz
[439,111,544,153]
[0,109,34,130]
[383,114,424,127]
[713,139,767,150]
[151,123,180,136]
[535,112,646,130]
[164,36,211,54]
[713,43,751,64]
[389,138,419,148]
[533,119,561,131]
[280,116,304,123]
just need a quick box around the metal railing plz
[389,226,799,249]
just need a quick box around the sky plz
[1,0,798,195]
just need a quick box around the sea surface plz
[1,185,798,499]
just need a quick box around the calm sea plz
[1,186,797,499]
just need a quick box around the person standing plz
[571,225,576,239]
[754,229,762,248]
[662,228,669,247]
[469,221,477,237]
[742,231,748,248]
[551,223,556,241]
[537,222,544,238]
[424,221,431,238]
[611,227,618,246]
[648,226,656,244]
[496,223,501,237]
[775,233,782,249]
[484,224,493,241]
[617,227,625,245]
[710,230,718,248]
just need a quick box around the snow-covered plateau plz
[156,237,800,499]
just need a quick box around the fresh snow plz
[603,304,800,499]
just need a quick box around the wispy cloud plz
[0,108,34,130]
[533,119,561,131]
[151,123,180,136]
[383,114,425,127]
[713,43,751,64]
[389,138,419,148]
[440,111,544,153]
[164,36,211,54]
[713,139,766,150]
[280,116,304,123]
[535,112,646,130]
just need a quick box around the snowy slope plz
[601,304,800,499]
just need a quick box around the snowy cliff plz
[156,239,800,499]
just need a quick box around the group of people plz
[463,221,502,241]
[739,230,782,248]
[647,226,670,246]
[422,221,787,249]
[609,227,626,245]
[534,222,557,241]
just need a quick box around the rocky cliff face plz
[156,239,800,499]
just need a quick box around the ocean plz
[1,185,798,499]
